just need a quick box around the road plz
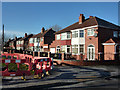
[1,65,120,90]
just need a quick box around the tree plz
[49,24,62,32]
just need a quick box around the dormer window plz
[87,28,94,36]
[113,31,118,37]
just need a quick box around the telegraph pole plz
[2,24,4,51]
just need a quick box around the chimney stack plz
[79,14,85,24]
[89,16,93,18]
[25,33,27,37]
[15,37,17,40]
[41,27,45,33]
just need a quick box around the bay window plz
[72,31,78,38]
[79,30,84,37]
[67,32,71,39]
[72,45,78,54]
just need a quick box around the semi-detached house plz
[50,14,120,61]
[28,27,55,52]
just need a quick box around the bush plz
[19,64,29,71]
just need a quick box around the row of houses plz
[4,14,120,61]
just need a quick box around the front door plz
[87,45,95,60]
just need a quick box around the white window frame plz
[72,45,78,54]
[61,45,65,52]
[79,44,84,54]
[56,34,60,40]
[67,32,71,39]
[72,31,78,38]
[87,28,94,36]
[61,33,66,40]
[79,30,84,38]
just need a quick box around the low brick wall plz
[53,59,120,66]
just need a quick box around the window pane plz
[80,30,84,37]
[57,34,60,40]
[87,29,94,36]
[114,31,118,37]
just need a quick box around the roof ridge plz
[55,21,79,34]
[94,17,99,25]
[95,16,120,28]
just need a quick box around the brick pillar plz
[48,52,50,58]
[62,53,64,62]
[38,51,40,57]
[33,51,35,57]
[23,51,24,54]
[10,50,11,54]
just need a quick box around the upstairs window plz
[67,32,71,39]
[56,34,60,40]
[87,28,94,36]
[37,38,40,42]
[113,31,118,37]
[41,38,43,42]
[72,31,78,38]
[79,30,84,37]
[30,38,34,43]
[61,33,66,40]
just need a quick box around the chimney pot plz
[89,16,93,18]
[41,27,45,33]
[79,14,85,24]
[25,33,27,37]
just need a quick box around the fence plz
[50,53,62,59]
[3,49,120,61]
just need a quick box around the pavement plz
[1,65,120,90]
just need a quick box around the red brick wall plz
[104,45,115,60]
[84,27,98,60]
[61,40,71,45]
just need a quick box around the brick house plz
[4,39,14,49]
[28,27,55,52]
[16,33,33,51]
[4,37,22,50]
[50,14,120,60]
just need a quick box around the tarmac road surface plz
[1,65,120,90]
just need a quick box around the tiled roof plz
[31,28,54,38]
[19,34,33,41]
[104,38,120,43]
[13,37,22,42]
[56,16,120,34]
